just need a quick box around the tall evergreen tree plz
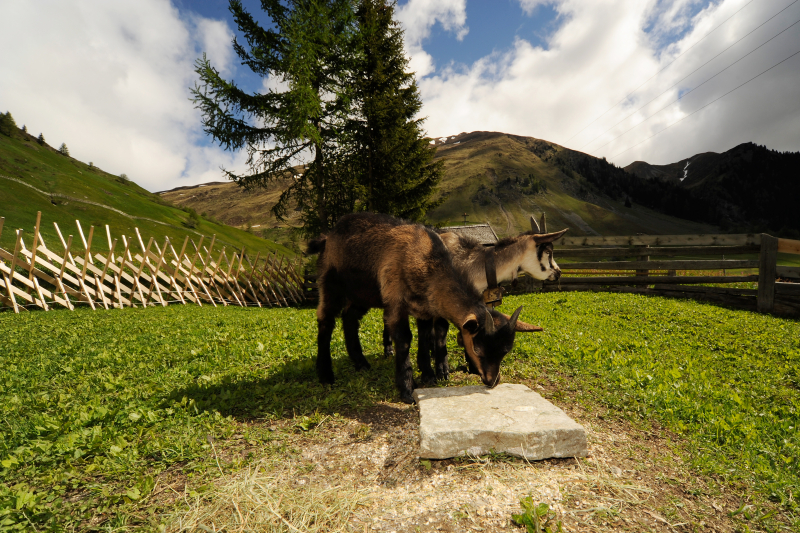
[349,0,442,221]
[59,143,70,156]
[192,0,357,236]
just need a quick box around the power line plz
[608,47,800,161]
[563,0,760,145]
[589,16,800,154]
[580,0,799,152]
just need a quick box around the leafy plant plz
[511,498,562,533]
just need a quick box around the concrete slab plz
[413,383,588,460]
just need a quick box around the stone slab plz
[413,383,588,460]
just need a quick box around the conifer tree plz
[37,133,45,145]
[192,0,357,236]
[348,0,442,221]
[0,112,17,136]
[59,143,70,156]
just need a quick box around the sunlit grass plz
[1,291,798,529]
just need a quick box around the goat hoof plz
[436,369,449,382]
[419,374,436,387]
[317,371,335,385]
[383,346,394,358]
[354,360,371,372]
[400,392,415,405]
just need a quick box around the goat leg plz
[390,316,415,404]
[382,319,394,358]
[433,317,450,382]
[316,314,337,384]
[315,274,343,385]
[416,318,436,387]
[342,305,371,371]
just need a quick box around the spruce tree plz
[37,133,45,145]
[59,143,70,156]
[348,0,442,221]
[192,0,357,236]
[0,112,17,136]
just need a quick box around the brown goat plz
[309,213,523,404]
[383,217,568,382]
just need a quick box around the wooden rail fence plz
[0,213,305,313]
[543,233,800,316]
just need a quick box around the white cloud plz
[517,0,556,16]
[0,0,243,192]
[396,0,469,76]
[405,0,800,166]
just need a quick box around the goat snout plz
[482,371,501,388]
[549,268,561,281]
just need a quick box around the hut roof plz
[439,223,499,245]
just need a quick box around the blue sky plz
[173,0,565,93]
[1,0,798,191]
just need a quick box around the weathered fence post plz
[636,244,650,277]
[757,234,778,313]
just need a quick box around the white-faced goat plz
[308,213,525,404]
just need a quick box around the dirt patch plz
[166,386,760,532]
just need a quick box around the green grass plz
[1,292,798,530]
[0,131,293,257]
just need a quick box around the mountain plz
[624,143,800,237]
[162,131,718,238]
[0,124,294,256]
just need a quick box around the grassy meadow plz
[0,292,798,530]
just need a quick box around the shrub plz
[184,208,200,229]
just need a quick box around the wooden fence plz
[0,213,305,313]
[543,233,800,316]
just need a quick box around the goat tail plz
[306,236,327,255]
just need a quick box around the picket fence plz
[0,212,305,313]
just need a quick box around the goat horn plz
[484,310,495,334]
[508,306,523,331]
[530,216,541,234]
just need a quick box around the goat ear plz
[515,320,544,333]
[461,314,480,335]
[494,309,543,332]
[530,216,541,234]
[533,228,568,244]
[539,212,547,233]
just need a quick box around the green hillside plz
[0,126,294,257]
[424,131,719,236]
[162,131,720,240]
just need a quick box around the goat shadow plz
[163,348,428,425]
